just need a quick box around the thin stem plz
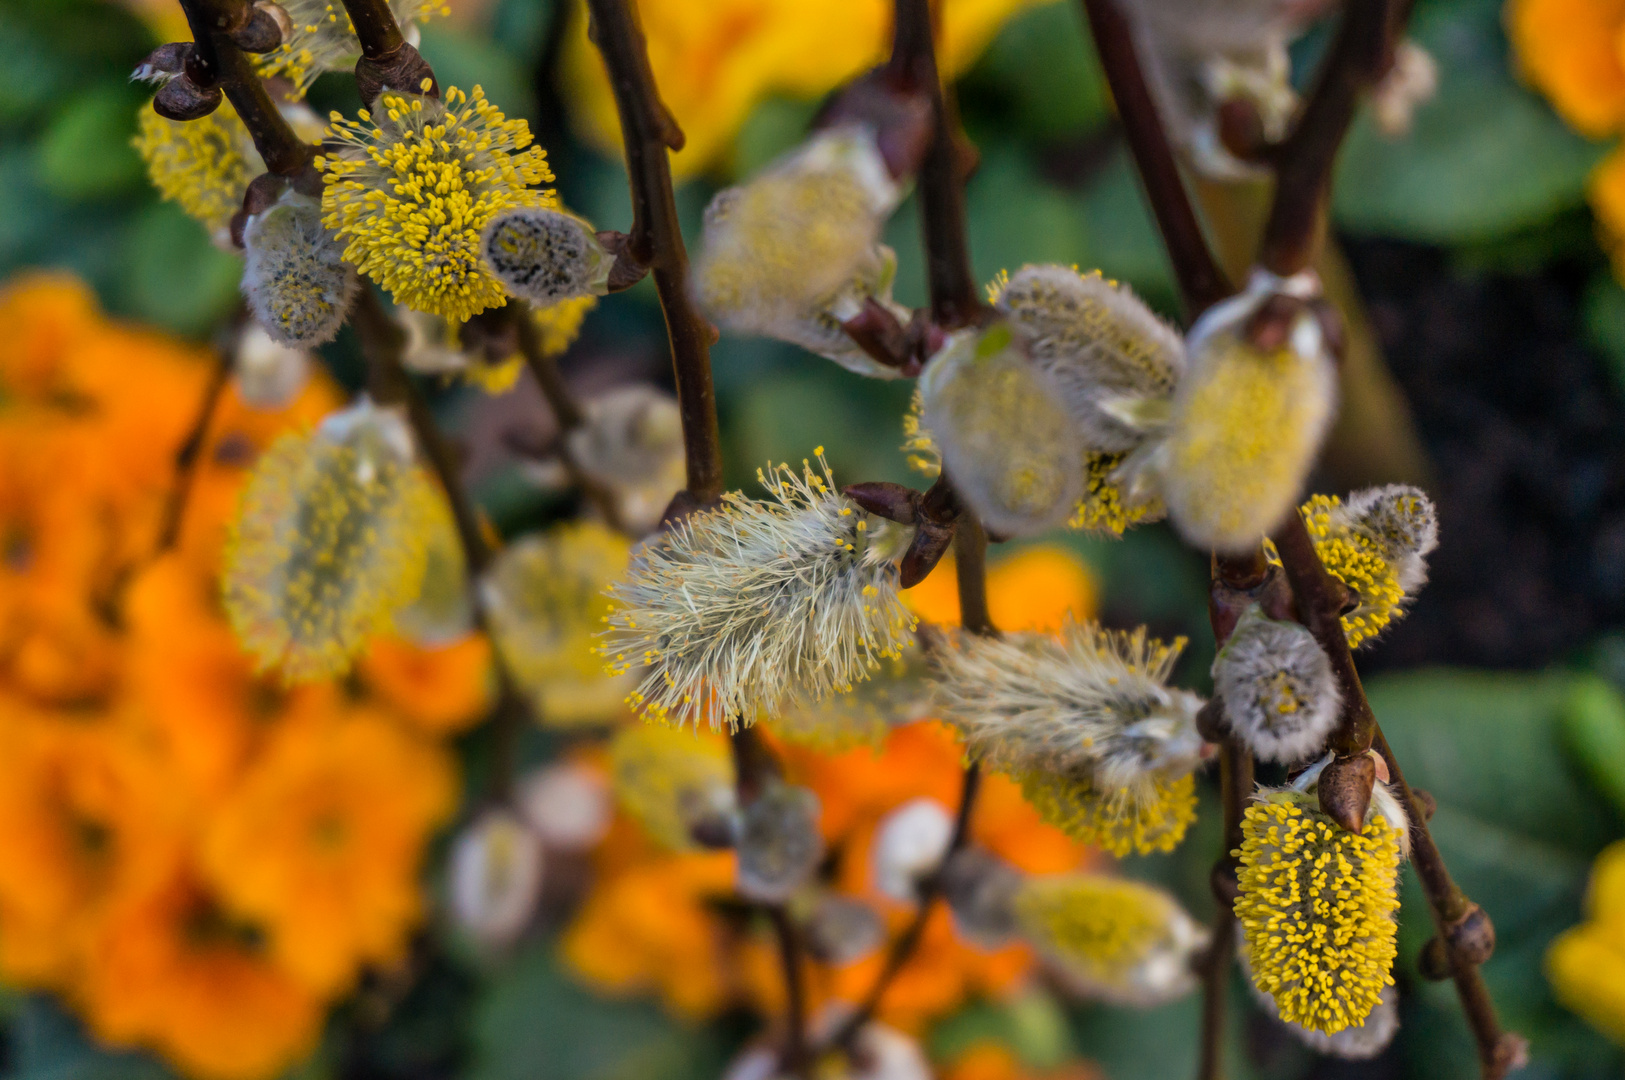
[351,289,534,800]
[769,905,808,1074]
[584,0,724,502]
[1075,0,1232,317]
[512,306,629,534]
[1258,0,1396,276]
[826,762,982,1050]
[951,513,994,636]
[155,342,233,553]
[890,0,981,327]
[177,0,316,178]
[1271,512,1375,758]
[336,0,407,59]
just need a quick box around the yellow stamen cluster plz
[1234,791,1402,1034]
[1012,873,1205,1004]
[223,408,440,681]
[320,84,555,321]
[599,451,917,731]
[1017,769,1197,857]
[901,386,941,478]
[133,99,259,233]
[483,521,633,727]
[1300,495,1405,648]
[766,652,928,751]
[1070,450,1166,536]
[608,723,736,851]
[255,0,450,92]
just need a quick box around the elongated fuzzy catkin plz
[241,193,357,347]
[223,401,439,681]
[599,452,916,731]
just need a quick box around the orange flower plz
[77,867,323,1080]
[902,545,1096,633]
[1507,0,1625,137]
[359,633,494,736]
[943,1042,1103,1080]
[562,0,1052,178]
[0,711,188,988]
[0,273,102,402]
[561,832,742,1019]
[200,706,457,995]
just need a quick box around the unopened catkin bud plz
[805,894,885,965]
[567,385,686,534]
[481,206,611,306]
[1014,874,1207,1006]
[1212,604,1340,764]
[870,798,954,903]
[737,781,824,903]
[233,322,311,409]
[223,399,438,681]
[991,264,1185,453]
[1145,273,1337,553]
[241,191,358,347]
[941,847,1025,947]
[918,324,1085,537]
[517,761,612,852]
[694,125,899,340]
[448,808,544,948]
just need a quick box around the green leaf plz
[965,2,1110,144]
[417,24,536,124]
[1583,274,1625,401]
[1332,0,1608,244]
[732,98,822,179]
[468,943,728,1080]
[112,203,241,338]
[36,84,147,201]
[11,996,174,1080]
[965,143,1090,288]
[1560,675,1625,817]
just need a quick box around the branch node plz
[1317,752,1376,834]
[354,42,438,107]
[153,74,223,120]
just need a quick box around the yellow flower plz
[200,706,457,995]
[1233,789,1401,1035]
[609,723,736,851]
[134,98,261,235]
[1506,0,1625,138]
[562,0,1056,179]
[1070,450,1165,536]
[320,85,555,320]
[1547,839,1625,1044]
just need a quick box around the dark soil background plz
[1346,238,1625,672]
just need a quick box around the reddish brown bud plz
[1216,98,1269,163]
[132,42,191,84]
[840,297,913,373]
[1490,1033,1530,1079]
[1243,293,1308,353]
[841,482,919,525]
[814,69,933,180]
[229,6,285,52]
[1418,935,1452,980]
[229,172,288,248]
[153,74,222,121]
[1195,698,1228,743]
[1409,786,1437,822]
[899,521,955,588]
[354,44,438,107]
[1317,753,1376,834]
[1446,903,1496,966]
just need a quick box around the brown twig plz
[769,905,809,1074]
[511,306,630,534]
[1257,0,1397,276]
[335,0,406,59]
[584,0,723,503]
[1075,0,1233,317]
[176,0,316,179]
[351,289,537,801]
[155,339,234,553]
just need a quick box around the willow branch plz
[585,0,724,503]
[511,308,629,534]
[176,0,316,179]
[1257,0,1397,276]
[352,289,535,801]
[336,0,406,59]
[155,339,234,553]
[1075,0,1232,317]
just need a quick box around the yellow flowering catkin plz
[608,723,736,851]
[1012,873,1205,1005]
[1298,485,1438,648]
[1070,450,1165,536]
[255,0,450,92]
[1017,769,1197,857]
[320,85,555,321]
[1233,791,1402,1034]
[134,100,259,233]
[223,405,439,681]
